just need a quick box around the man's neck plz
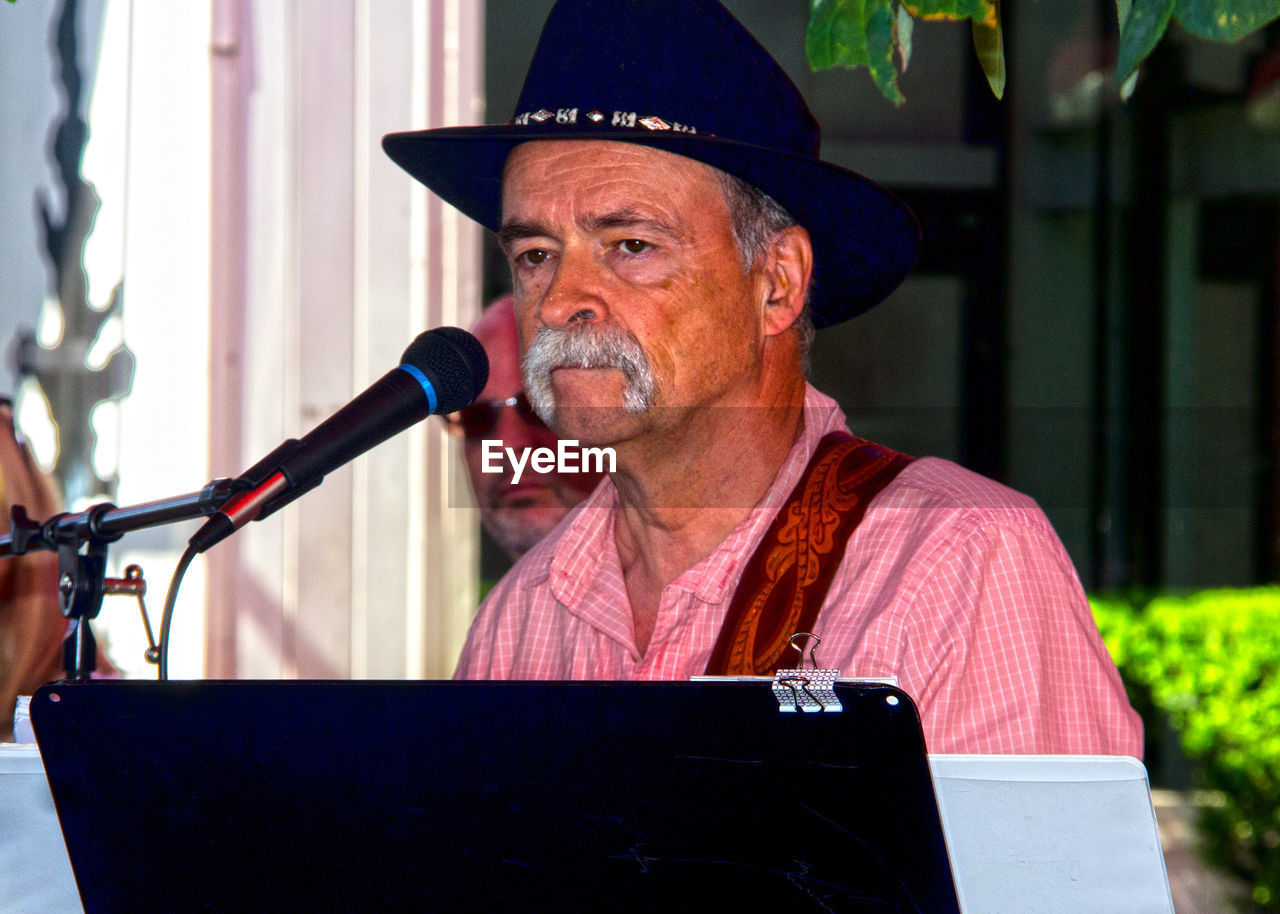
[610,381,808,655]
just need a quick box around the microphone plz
[190,326,488,554]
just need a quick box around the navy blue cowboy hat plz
[382,0,920,328]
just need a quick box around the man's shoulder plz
[881,455,1042,515]
[840,454,1085,610]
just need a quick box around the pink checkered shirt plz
[455,386,1143,757]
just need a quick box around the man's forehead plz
[500,139,728,229]
[502,140,722,196]
[472,313,523,397]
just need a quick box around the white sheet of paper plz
[0,744,81,913]
[930,754,1173,914]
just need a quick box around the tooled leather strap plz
[704,432,914,676]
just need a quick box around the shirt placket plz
[629,586,699,679]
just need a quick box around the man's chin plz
[547,405,646,447]
[482,504,571,558]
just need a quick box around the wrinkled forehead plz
[500,139,729,219]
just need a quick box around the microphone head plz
[401,327,490,415]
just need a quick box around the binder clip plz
[771,632,843,713]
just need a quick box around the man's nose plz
[537,247,608,330]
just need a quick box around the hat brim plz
[383,126,920,328]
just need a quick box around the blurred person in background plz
[1,398,67,740]
[444,296,604,564]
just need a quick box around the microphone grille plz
[401,327,490,415]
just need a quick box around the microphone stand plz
[1,478,234,680]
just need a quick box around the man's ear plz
[761,224,813,338]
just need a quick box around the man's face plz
[462,303,601,560]
[499,140,765,446]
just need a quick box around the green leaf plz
[1116,0,1176,89]
[867,0,905,105]
[807,0,904,106]
[1115,0,1134,92]
[807,0,841,70]
[971,0,1005,100]
[897,3,915,70]
[903,0,995,25]
[1119,68,1140,100]
[807,0,870,71]
[1174,0,1280,42]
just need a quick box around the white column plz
[207,0,484,680]
[88,0,214,681]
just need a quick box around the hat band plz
[510,107,700,134]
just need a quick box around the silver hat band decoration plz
[510,108,698,134]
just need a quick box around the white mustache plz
[522,324,656,423]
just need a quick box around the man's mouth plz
[493,479,552,508]
[522,323,657,420]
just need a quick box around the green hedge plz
[1093,589,1280,912]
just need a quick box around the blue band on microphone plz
[397,363,438,414]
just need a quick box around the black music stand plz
[33,679,959,913]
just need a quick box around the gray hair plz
[523,322,655,425]
[714,170,815,365]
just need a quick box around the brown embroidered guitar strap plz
[704,432,914,676]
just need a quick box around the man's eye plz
[517,249,550,266]
[619,239,650,254]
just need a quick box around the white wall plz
[86,0,214,679]
[0,0,213,679]
[4,0,485,680]
[205,0,484,680]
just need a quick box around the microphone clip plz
[190,439,322,555]
[226,438,322,524]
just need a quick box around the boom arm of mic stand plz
[1,478,237,680]
[1,478,238,559]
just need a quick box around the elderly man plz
[384,0,1141,755]
[446,295,602,562]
